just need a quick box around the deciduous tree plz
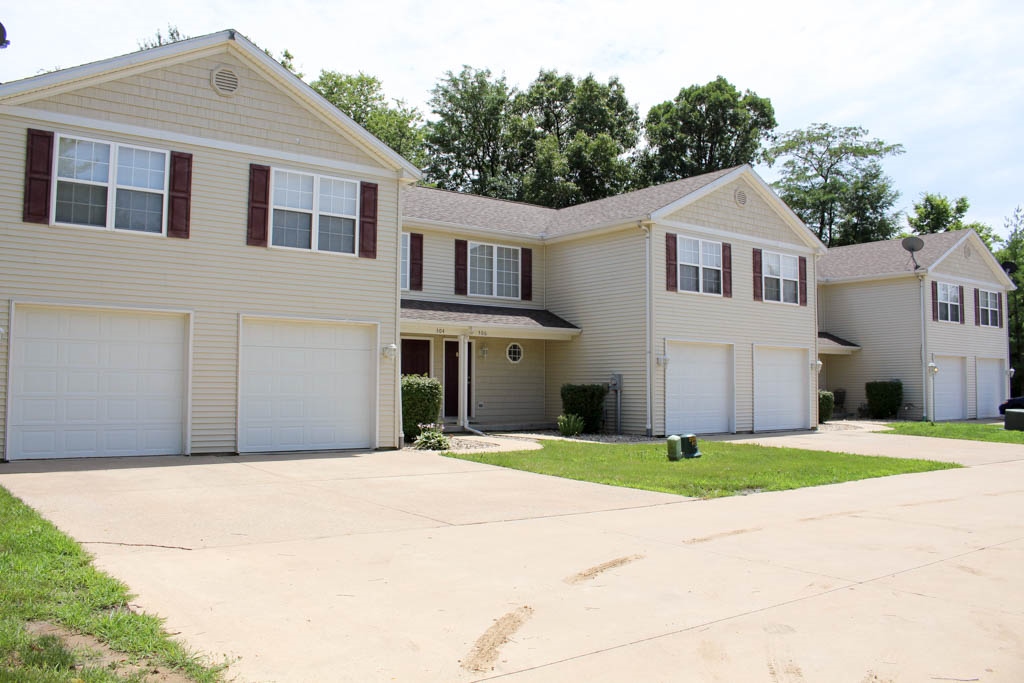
[907,192,1000,250]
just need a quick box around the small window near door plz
[506,343,523,363]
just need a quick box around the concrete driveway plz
[1,430,1023,682]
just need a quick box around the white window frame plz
[762,251,800,305]
[401,233,413,290]
[269,168,360,255]
[979,289,999,327]
[506,342,524,364]
[937,282,961,323]
[676,236,722,296]
[51,133,170,236]
[468,241,521,299]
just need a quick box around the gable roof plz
[405,166,825,251]
[818,230,1014,288]
[0,29,422,180]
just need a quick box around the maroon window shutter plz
[409,233,424,291]
[23,129,54,224]
[246,164,270,246]
[798,256,808,306]
[722,242,732,298]
[166,151,193,239]
[974,288,981,326]
[753,248,763,301]
[959,285,965,324]
[454,239,468,295]
[358,182,378,259]
[998,292,1004,328]
[521,247,533,301]
[665,233,677,291]
[931,281,938,321]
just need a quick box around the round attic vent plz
[734,188,748,207]
[210,67,240,96]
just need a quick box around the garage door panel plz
[755,347,809,431]
[666,342,733,435]
[976,358,1004,419]
[9,307,187,460]
[934,356,966,420]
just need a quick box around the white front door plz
[934,355,966,420]
[755,346,810,431]
[665,342,733,434]
[976,358,1005,419]
[8,305,187,460]
[238,318,376,452]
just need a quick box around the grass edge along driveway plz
[885,420,1024,444]
[446,439,959,499]
[0,485,224,682]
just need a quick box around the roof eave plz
[400,318,580,340]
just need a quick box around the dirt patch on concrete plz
[565,554,645,584]
[461,605,534,673]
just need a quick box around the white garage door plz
[239,318,376,452]
[665,342,733,434]
[8,306,186,460]
[976,358,1005,419]
[934,355,966,420]
[755,347,809,431]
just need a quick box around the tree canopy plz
[766,123,904,247]
[906,192,1000,250]
[641,76,776,184]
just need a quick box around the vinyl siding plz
[545,229,647,433]
[818,278,923,419]
[1,105,402,454]
[653,183,818,435]
[27,52,383,169]
[472,338,547,427]
[402,225,545,309]
[931,238,1006,283]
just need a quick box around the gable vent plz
[211,67,240,96]
[734,188,748,207]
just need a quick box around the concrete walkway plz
[1,432,1023,682]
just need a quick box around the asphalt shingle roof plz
[818,230,969,280]
[400,299,578,330]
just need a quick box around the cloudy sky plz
[2,1,1021,238]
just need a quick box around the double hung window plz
[979,289,999,326]
[469,242,520,298]
[937,282,961,322]
[677,237,722,295]
[763,251,799,304]
[271,169,358,253]
[54,135,168,234]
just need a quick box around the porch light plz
[1008,368,1016,379]
[928,362,939,375]
[480,344,488,358]
[814,359,823,374]
[382,343,397,360]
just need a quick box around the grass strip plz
[884,420,1024,444]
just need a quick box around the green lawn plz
[445,439,958,498]
[0,486,223,681]
[885,420,1024,444]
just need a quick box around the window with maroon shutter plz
[409,233,423,290]
[998,292,1004,328]
[358,181,377,258]
[959,285,965,324]
[932,281,939,321]
[975,288,981,326]
[798,256,807,306]
[166,151,192,239]
[454,239,468,295]
[23,129,54,224]
[665,233,677,291]
[722,243,732,298]
[674,236,724,294]
[521,247,533,301]
[934,282,962,323]
[977,289,1002,327]
[753,248,763,301]
[247,164,270,246]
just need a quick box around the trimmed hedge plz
[402,374,443,441]
[865,380,903,419]
[561,383,608,433]
[818,390,834,424]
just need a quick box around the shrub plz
[402,374,443,441]
[560,383,609,433]
[413,423,450,450]
[818,390,835,424]
[557,413,585,437]
[865,380,903,419]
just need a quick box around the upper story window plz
[937,282,961,322]
[401,233,410,290]
[979,289,999,326]
[469,242,520,298]
[271,169,358,253]
[678,237,722,295]
[54,135,168,234]
[763,251,799,304]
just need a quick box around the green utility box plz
[1006,409,1024,431]
[667,434,702,460]
[667,435,682,461]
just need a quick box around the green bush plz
[557,413,585,437]
[413,423,450,450]
[402,374,443,441]
[818,390,835,424]
[865,380,903,419]
[560,383,609,433]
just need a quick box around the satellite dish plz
[0,23,8,49]
[1002,260,1018,275]
[901,236,924,253]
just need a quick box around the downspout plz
[642,221,653,437]
[919,272,928,420]
[395,176,406,448]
